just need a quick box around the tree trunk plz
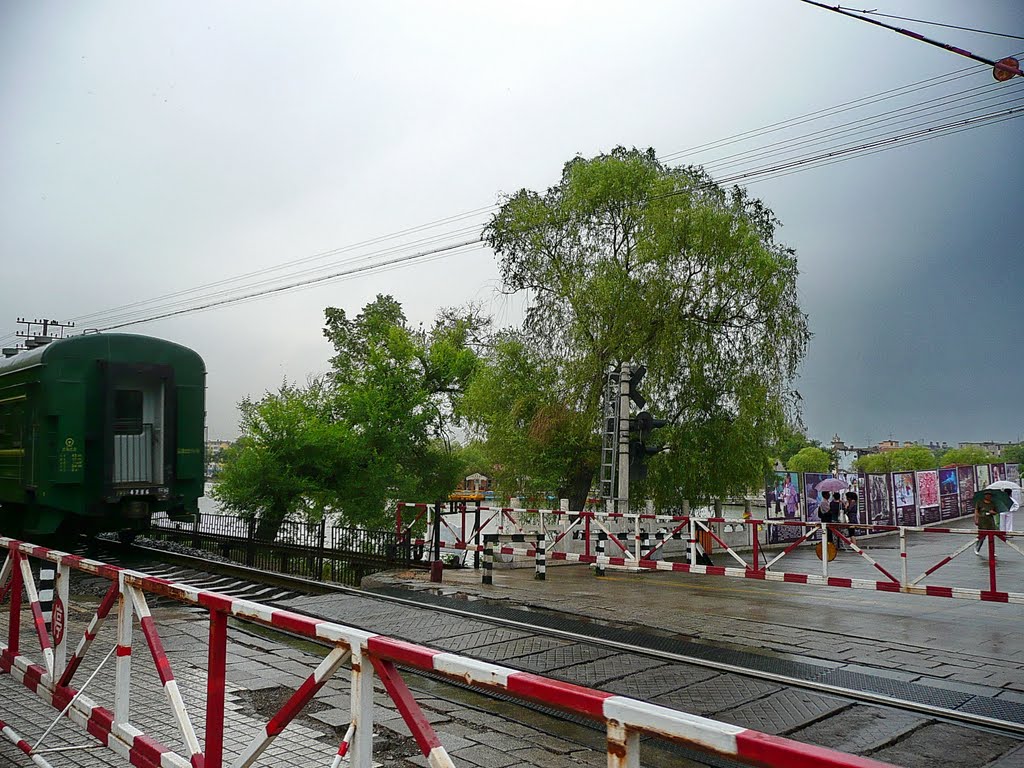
[563,459,596,512]
[255,507,287,543]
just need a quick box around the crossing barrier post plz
[483,534,494,585]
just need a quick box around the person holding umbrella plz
[815,478,849,551]
[973,489,1010,558]
[985,480,1021,532]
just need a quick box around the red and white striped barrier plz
[0,537,895,768]
[475,517,1024,605]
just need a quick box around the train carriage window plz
[114,389,144,434]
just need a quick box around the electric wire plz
[70,205,496,326]
[699,86,1024,176]
[694,76,1021,171]
[74,57,1005,334]
[715,105,1024,186]
[9,54,1019,339]
[87,222,488,330]
[97,238,483,331]
[838,7,1024,41]
[91,100,1021,333]
[745,110,1024,186]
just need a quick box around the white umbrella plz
[986,480,1022,491]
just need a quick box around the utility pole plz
[15,318,75,348]
[617,363,631,515]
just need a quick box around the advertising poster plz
[976,464,991,492]
[892,471,917,526]
[990,463,1006,484]
[938,468,960,520]
[958,465,976,518]
[916,470,940,525]
[866,473,893,527]
[766,472,801,518]
[803,473,832,524]
[1006,463,1020,484]
[765,472,805,543]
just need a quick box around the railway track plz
[80,537,1024,765]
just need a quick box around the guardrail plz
[150,511,420,585]
[0,537,894,768]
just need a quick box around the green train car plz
[0,333,205,538]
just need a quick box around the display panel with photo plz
[958,465,976,517]
[892,471,917,526]
[803,473,832,524]
[916,470,940,524]
[766,471,801,518]
[866,473,893,527]
[976,464,991,491]
[938,468,960,520]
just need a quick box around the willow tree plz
[482,147,809,507]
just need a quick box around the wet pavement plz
[396,522,1024,698]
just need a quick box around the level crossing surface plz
[411,530,1024,699]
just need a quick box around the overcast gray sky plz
[2,1,1022,447]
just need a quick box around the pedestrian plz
[843,491,859,549]
[828,491,843,549]
[974,490,1001,558]
[783,475,799,518]
[1001,488,1018,533]
[817,490,835,548]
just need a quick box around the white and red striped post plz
[6,548,24,660]
[19,555,54,677]
[348,644,375,768]
[205,606,228,768]
[899,528,908,590]
[114,572,133,727]
[0,718,55,768]
[51,558,70,681]
[128,584,203,764]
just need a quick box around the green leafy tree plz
[482,147,809,507]
[322,295,483,525]
[770,424,821,468]
[1000,444,1024,465]
[853,445,937,473]
[939,446,998,467]
[218,296,483,534]
[213,379,347,540]
[464,332,595,505]
[786,446,831,474]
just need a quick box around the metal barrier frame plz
[0,537,894,768]
[469,514,1024,604]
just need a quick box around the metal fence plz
[149,511,420,586]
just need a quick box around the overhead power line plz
[97,237,483,331]
[800,0,1023,79]
[838,7,1024,41]
[6,53,1015,341]
[715,105,1024,185]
